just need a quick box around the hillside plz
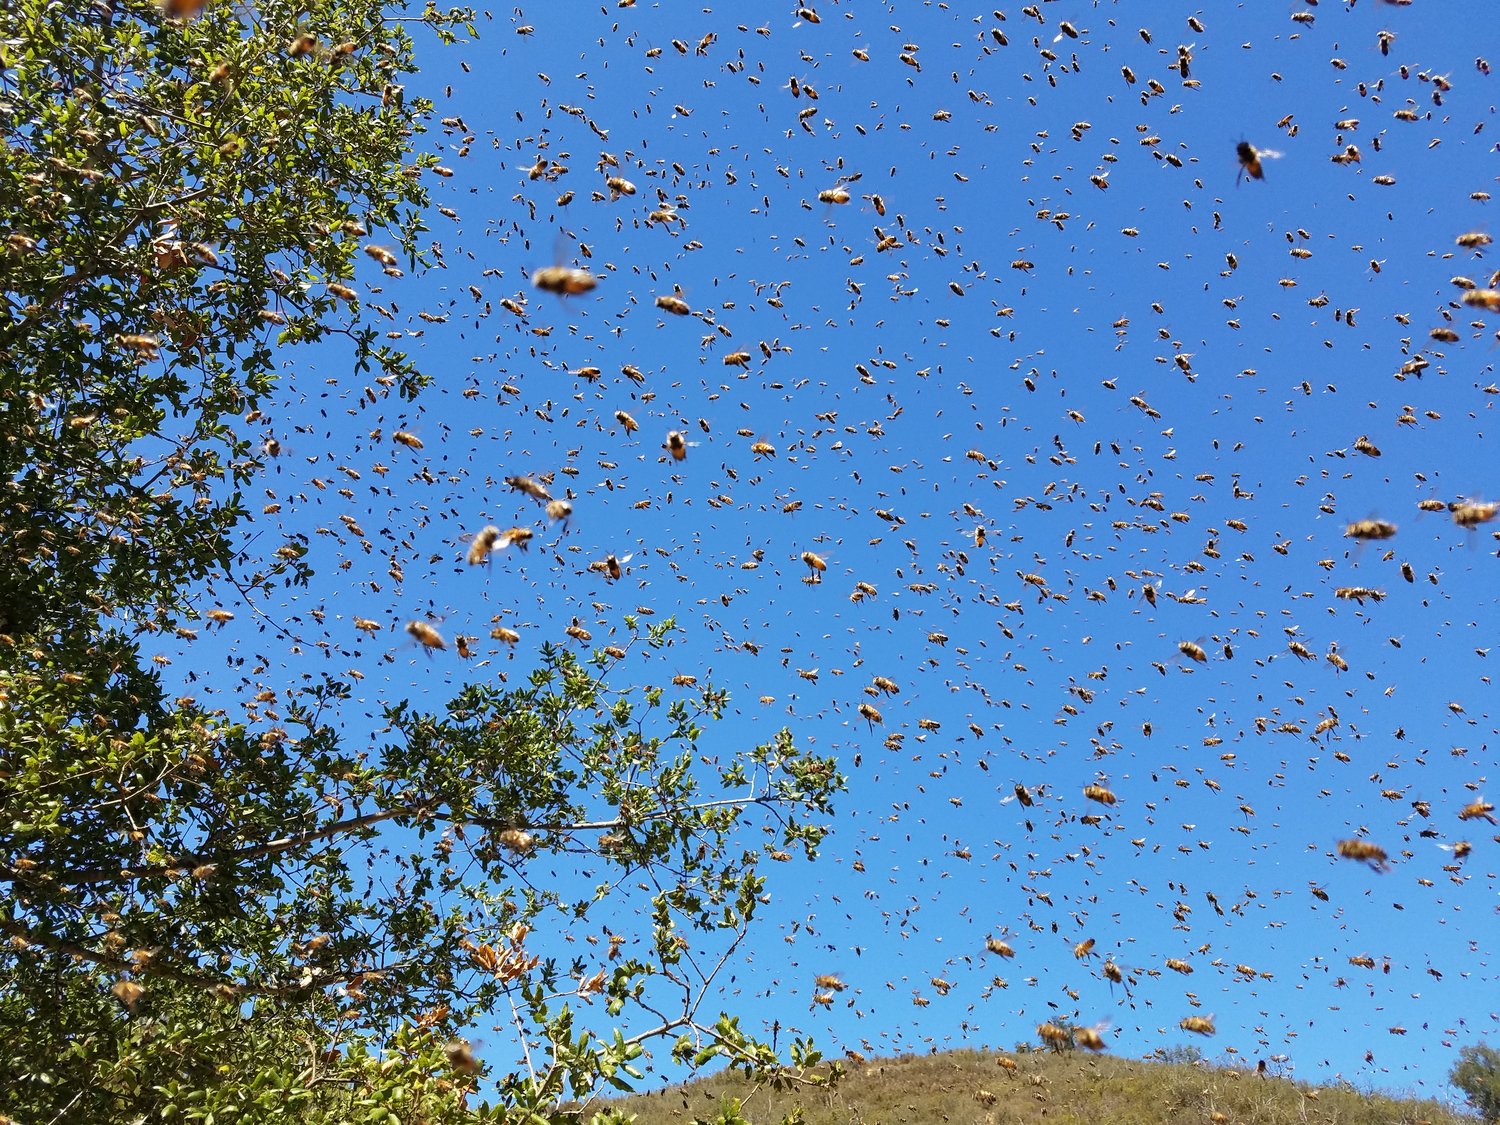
[609,1048,1468,1125]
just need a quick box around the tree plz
[0,2,844,1121]
[1451,1044,1500,1123]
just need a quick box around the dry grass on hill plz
[608,1047,1467,1125]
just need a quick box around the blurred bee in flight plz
[1236,140,1282,186]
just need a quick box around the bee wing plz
[618,553,634,565]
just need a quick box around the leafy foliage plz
[0,2,843,1121]
[1451,1043,1500,1123]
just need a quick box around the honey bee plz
[1180,1015,1216,1036]
[454,635,476,659]
[1458,798,1496,824]
[490,624,521,645]
[1461,289,1500,312]
[1166,958,1193,975]
[1013,783,1034,807]
[751,439,777,458]
[405,620,445,651]
[532,265,596,296]
[818,187,852,205]
[363,244,398,267]
[1083,784,1117,806]
[655,293,692,316]
[160,0,208,17]
[1452,499,1500,528]
[985,937,1016,958]
[800,550,828,582]
[496,527,533,552]
[1074,938,1096,959]
[1457,231,1493,251]
[1178,640,1207,663]
[871,676,900,695]
[545,498,573,528]
[857,702,883,726]
[1073,1025,1108,1052]
[466,525,501,565]
[595,552,633,581]
[1037,1023,1073,1052]
[392,430,424,449]
[615,410,639,434]
[506,475,552,503]
[1344,519,1397,540]
[663,430,696,461]
[1235,141,1281,185]
[444,1038,480,1075]
[1337,838,1390,869]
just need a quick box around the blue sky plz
[164,0,1500,1107]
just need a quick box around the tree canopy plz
[0,2,842,1121]
[1451,1044,1500,1124]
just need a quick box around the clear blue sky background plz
[164,0,1500,1107]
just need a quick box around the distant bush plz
[1451,1043,1500,1122]
[1151,1044,1206,1066]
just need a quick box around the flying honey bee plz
[800,550,828,582]
[614,410,639,434]
[1013,783,1035,807]
[363,244,398,267]
[594,552,633,581]
[1180,1015,1216,1036]
[1337,838,1390,869]
[857,702,883,726]
[545,498,573,528]
[1461,288,1500,312]
[655,292,692,316]
[466,525,500,565]
[1037,1023,1073,1052]
[1073,1024,1108,1052]
[1178,640,1207,664]
[1083,783,1117,806]
[1074,938,1096,960]
[1458,798,1496,824]
[392,430,424,449]
[405,620,445,651]
[1345,519,1397,540]
[532,265,596,296]
[664,430,697,461]
[751,439,777,458]
[1452,499,1500,528]
[490,624,521,645]
[1236,141,1281,185]
[985,937,1016,958]
[505,475,552,503]
[495,527,533,552]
